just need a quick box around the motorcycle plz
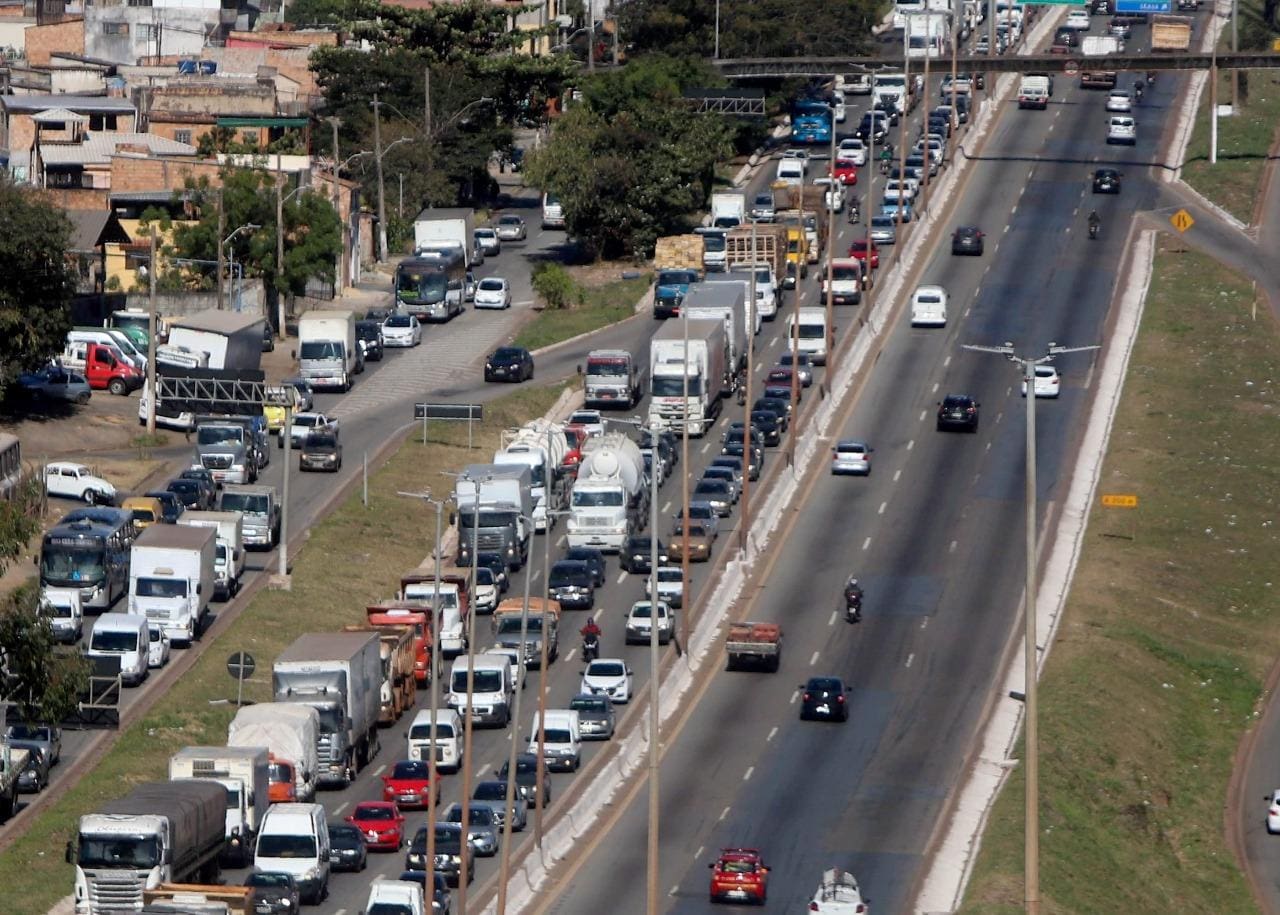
[582,632,600,662]
[1135,83,1144,102]
[844,588,863,624]
[1088,220,1100,240]
[847,200,861,225]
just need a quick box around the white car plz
[910,285,948,327]
[831,90,847,123]
[811,177,846,212]
[1107,115,1136,145]
[1064,9,1091,28]
[831,440,873,476]
[474,277,512,310]
[43,462,116,505]
[568,409,605,438]
[1021,364,1061,398]
[776,157,806,185]
[645,565,686,608]
[289,412,336,448]
[474,227,501,256]
[381,313,422,347]
[625,601,674,645]
[580,658,633,704]
[837,137,868,166]
[147,623,171,669]
[1106,89,1132,112]
[1268,789,1280,834]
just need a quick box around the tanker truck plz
[493,420,569,533]
[566,432,648,552]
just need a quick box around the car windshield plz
[248,873,292,888]
[392,761,429,779]
[134,577,188,599]
[630,603,665,620]
[721,860,758,874]
[571,696,609,713]
[385,315,412,327]
[257,835,316,859]
[355,805,396,820]
[500,216,521,226]
[479,279,505,291]
[409,721,455,740]
[572,490,624,508]
[494,348,523,360]
[452,670,503,693]
[837,443,867,454]
[589,661,626,677]
[550,567,591,588]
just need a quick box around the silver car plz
[495,215,527,241]
[569,693,617,740]
[831,440,873,476]
[442,802,500,856]
[469,783,528,831]
[868,215,898,245]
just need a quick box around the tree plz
[170,168,341,300]
[0,182,75,395]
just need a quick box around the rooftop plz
[2,94,136,115]
[170,310,266,335]
[39,132,197,166]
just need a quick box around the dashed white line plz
[333,802,348,816]
[828,610,839,626]
[964,307,971,317]
[893,469,902,482]
[767,726,778,742]
[701,442,712,454]
[809,651,820,666]
[695,845,705,859]
[756,362,767,373]
[918,410,928,422]
[906,652,915,668]
[996,411,1004,424]
[943,355,952,367]
[1010,204,1018,215]
[662,501,671,513]
[862,536,872,550]
[743,766,755,782]
[878,501,887,515]
[565,648,576,662]
[373,763,387,777]
[931,382,939,394]
[986,442,993,452]
[719,806,732,821]
[616,571,628,585]
[949,540,958,553]
[790,690,800,704]
[921,617,930,630]
[670,885,680,896]
[478,763,491,776]
[907,439,915,451]
[1003,225,1010,234]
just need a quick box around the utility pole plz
[645,415,660,915]
[372,93,388,264]
[216,188,225,310]
[146,231,157,435]
[739,224,756,554]
[963,340,1098,915]
[496,520,534,914]
[1231,0,1239,109]
[680,305,690,650]
[823,107,836,398]
[424,66,432,136]
[275,163,286,342]
[456,474,483,915]
[328,117,343,292]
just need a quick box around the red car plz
[345,801,406,851]
[831,158,860,186]
[848,239,880,269]
[381,759,437,810]
[709,847,769,904]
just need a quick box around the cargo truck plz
[272,631,383,788]
[653,235,706,318]
[342,624,417,725]
[128,524,216,646]
[583,350,643,409]
[1151,14,1192,51]
[1081,34,1123,55]
[142,885,255,915]
[168,746,270,867]
[725,226,785,318]
[454,463,533,570]
[702,274,762,337]
[193,418,256,486]
[367,602,434,685]
[494,420,571,532]
[413,208,476,267]
[399,568,473,659]
[296,310,357,392]
[567,432,648,552]
[217,484,280,551]
[710,192,746,229]
[490,598,560,669]
[823,258,865,306]
[177,511,245,600]
[647,318,729,436]
[725,621,782,672]
[227,703,319,803]
[69,780,226,915]
[682,282,746,373]
[166,312,266,373]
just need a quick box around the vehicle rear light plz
[802,693,811,701]
[837,695,846,703]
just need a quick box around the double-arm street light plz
[962,339,1099,915]
[221,223,259,312]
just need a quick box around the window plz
[138,23,157,39]
[174,129,192,145]
[88,114,119,132]
[102,22,128,34]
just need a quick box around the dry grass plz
[0,383,566,915]
[961,241,1280,914]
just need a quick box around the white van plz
[365,879,425,915]
[67,329,146,370]
[1106,115,1136,145]
[528,709,581,772]
[910,285,949,327]
[406,708,464,771]
[255,803,330,905]
[40,587,84,644]
[541,192,565,229]
[775,157,805,186]
[86,613,149,686]
[447,653,515,728]
[790,308,831,365]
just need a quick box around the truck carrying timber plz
[1151,14,1192,51]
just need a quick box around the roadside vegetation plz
[1181,0,1280,223]
[0,383,565,915]
[961,241,1280,913]
[515,264,652,351]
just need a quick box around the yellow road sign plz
[1101,494,1138,508]
[1170,209,1195,233]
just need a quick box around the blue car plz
[879,202,914,223]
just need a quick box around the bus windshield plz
[40,540,105,586]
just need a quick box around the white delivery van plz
[68,329,147,370]
[255,803,330,905]
[910,285,949,327]
[179,510,246,600]
[528,709,581,772]
[365,879,426,915]
[406,708,464,771]
[447,653,515,728]
[40,586,84,644]
[790,308,831,365]
[541,192,565,229]
[86,613,150,686]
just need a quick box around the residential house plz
[84,0,230,66]
[0,93,136,177]
[139,75,307,149]
[64,208,131,294]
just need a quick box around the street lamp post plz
[644,414,661,915]
[220,223,259,312]
[962,340,1098,915]
[535,507,571,846]
[455,473,484,915]
[822,104,837,398]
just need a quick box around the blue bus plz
[791,98,834,144]
[40,511,136,610]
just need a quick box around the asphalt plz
[534,15,1206,915]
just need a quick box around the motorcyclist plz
[1088,209,1101,235]
[843,576,863,622]
[580,617,602,641]
[1134,79,1145,101]
[735,367,748,405]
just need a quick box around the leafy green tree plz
[0,182,75,395]
[0,585,89,726]
[531,262,580,309]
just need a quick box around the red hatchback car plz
[848,239,880,269]
[381,759,437,810]
[345,801,406,851]
[709,848,769,904]
[831,158,860,185]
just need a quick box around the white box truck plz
[296,310,357,392]
[166,311,266,372]
[168,746,270,868]
[682,282,746,374]
[178,510,245,600]
[647,318,729,436]
[413,208,476,267]
[128,524,216,646]
[710,192,746,229]
[227,703,319,803]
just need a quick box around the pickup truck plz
[725,621,782,672]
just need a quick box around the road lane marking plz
[878,501,887,515]
[373,763,387,776]
[996,411,1004,424]
[757,362,766,373]
[333,802,348,815]
[918,410,927,422]
[565,648,576,662]
[907,439,915,451]
[893,469,902,482]
[949,540,958,553]
[616,571,628,585]
[862,536,872,550]
[809,650,820,666]
[921,617,930,630]
[766,727,778,743]
[743,766,754,782]
[986,442,992,452]
[906,652,915,668]
[1010,204,1018,215]
[790,690,800,704]
[662,501,671,513]
[931,382,939,394]
[828,610,838,626]
[943,355,951,367]
[1003,225,1010,234]
[701,442,712,454]
[719,806,731,821]
[696,845,705,858]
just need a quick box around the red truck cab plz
[367,602,434,685]
[67,341,144,395]
[709,848,769,904]
[266,754,298,803]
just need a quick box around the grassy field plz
[960,241,1280,913]
[513,271,650,351]
[1180,4,1280,223]
[0,383,565,915]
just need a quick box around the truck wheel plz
[108,378,127,396]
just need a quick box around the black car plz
[485,347,534,383]
[547,560,596,610]
[165,478,213,511]
[244,871,301,914]
[722,442,763,479]
[178,467,219,498]
[640,428,678,472]
[13,743,49,792]
[355,319,385,361]
[475,552,510,593]
[693,479,733,517]
[407,824,474,887]
[497,752,552,807]
[937,394,981,432]
[927,114,952,138]
[754,395,792,423]
[328,822,368,872]
[951,225,985,256]
[710,456,749,485]
[398,870,451,915]
[1092,167,1122,194]
[749,410,783,446]
[856,112,890,143]
[145,490,185,524]
[723,425,766,456]
[799,676,849,722]
[620,535,668,574]
[564,547,607,587]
